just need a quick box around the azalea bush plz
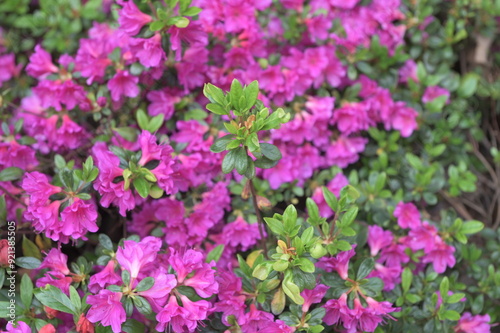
[0,0,499,332]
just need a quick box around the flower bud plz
[76,313,95,333]
[44,306,59,319]
[241,181,251,200]
[39,324,56,333]
[0,239,9,267]
[256,196,272,211]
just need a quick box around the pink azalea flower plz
[116,236,162,279]
[137,130,176,194]
[333,102,373,134]
[117,0,153,36]
[323,293,353,327]
[92,142,135,216]
[88,260,121,293]
[406,221,439,251]
[379,243,410,267]
[36,271,72,294]
[399,59,418,83]
[367,225,394,257]
[86,290,126,333]
[39,248,70,275]
[183,262,219,298]
[22,171,62,204]
[3,321,32,333]
[130,33,165,67]
[422,240,456,273]
[394,202,421,229]
[137,267,177,311]
[388,102,419,137]
[241,304,277,332]
[0,139,38,171]
[26,45,59,79]
[59,198,99,239]
[156,295,210,332]
[222,216,263,251]
[107,70,139,101]
[301,284,329,313]
[454,312,491,333]
[147,87,182,119]
[326,136,368,168]
[330,0,360,9]
[422,85,451,104]
[168,248,204,282]
[368,262,401,291]
[316,245,357,279]
[0,53,21,86]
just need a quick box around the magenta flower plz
[92,142,135,216]
[422,86,450,104]
[368,262,401,291]
[183,262,219,298]
[330,0,360,9]
[36,271,72,294]
[333,102,373,134]
[379,243,410,267]
[22,171,62,204]
[0,53,21,86]
[88,260,121,293]
[39,248,70,275]
[137,130,176,194]
[301,284,329,313]
[117,0,153,36]
[130,33,165,68]
[388,102,419,138]
[394,202,421,229]
[156,295,210,332]
[26,45,58,79]
[168,248,204,282]
[422,240,456,273]
[59,198,99,239]
[147,87,182,119]
[367,225,394,257]
[137,267,177,310]
[0,137,38,171]
[3,321,32,333]
[407,221,439,251]
[454,312,491,333]
[222,216,262,251]
[326,136,368,168]
[312,173,349,218]
[116,236,162,279]
[86,290,126,333]
[107,70,139,101]
[316,245,357,279]
[323,293,353,327]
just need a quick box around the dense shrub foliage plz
[0,0,499,332]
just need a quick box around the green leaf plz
[222,149,237,174]
[16,257,41,269]
[206,103,228,115]
[264,217,285,236]
[244,80,259,110]
[122,270,131,286]
[76,193,92,200]
[136,277,155,292]
[244,157,256,179]
[20,274,33,309]
[260,143,282,161]
[282,270,304,305]
[149,20,166,31]
[182,6,202,16]
[210,134,235,153]
[254,156,279,169]
[461,220,484,234]
[206,244,225,263]
[336,240,352,251]
[22,236,41,260]
[230,79,244,111]
[133,177,150,199]
[252,262,273,280]
[69,286,82,313]
[203,83,226,105]
[447,293,465,304]
[457,73,478,98]
[340,206,358,226]
[136,109,149,130]
[440,277,449,298]
[114,127,138,142]
[99,234,113,251]
[322,187,338,212]
[0,196,5,223]
[235,147,248,175]
[296,257,315,273]
[442,310,461,321]
[0,167,24,181]
[34,285,77,315]
[283,205,297,230]
[133,295,152,315]
[122,319,146,333]
[147,114,164,133]
[402,267,412,293]
[357,258,374,280]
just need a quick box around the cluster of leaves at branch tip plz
[203,79,290,178]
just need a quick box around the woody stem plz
[248,179,268,258]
